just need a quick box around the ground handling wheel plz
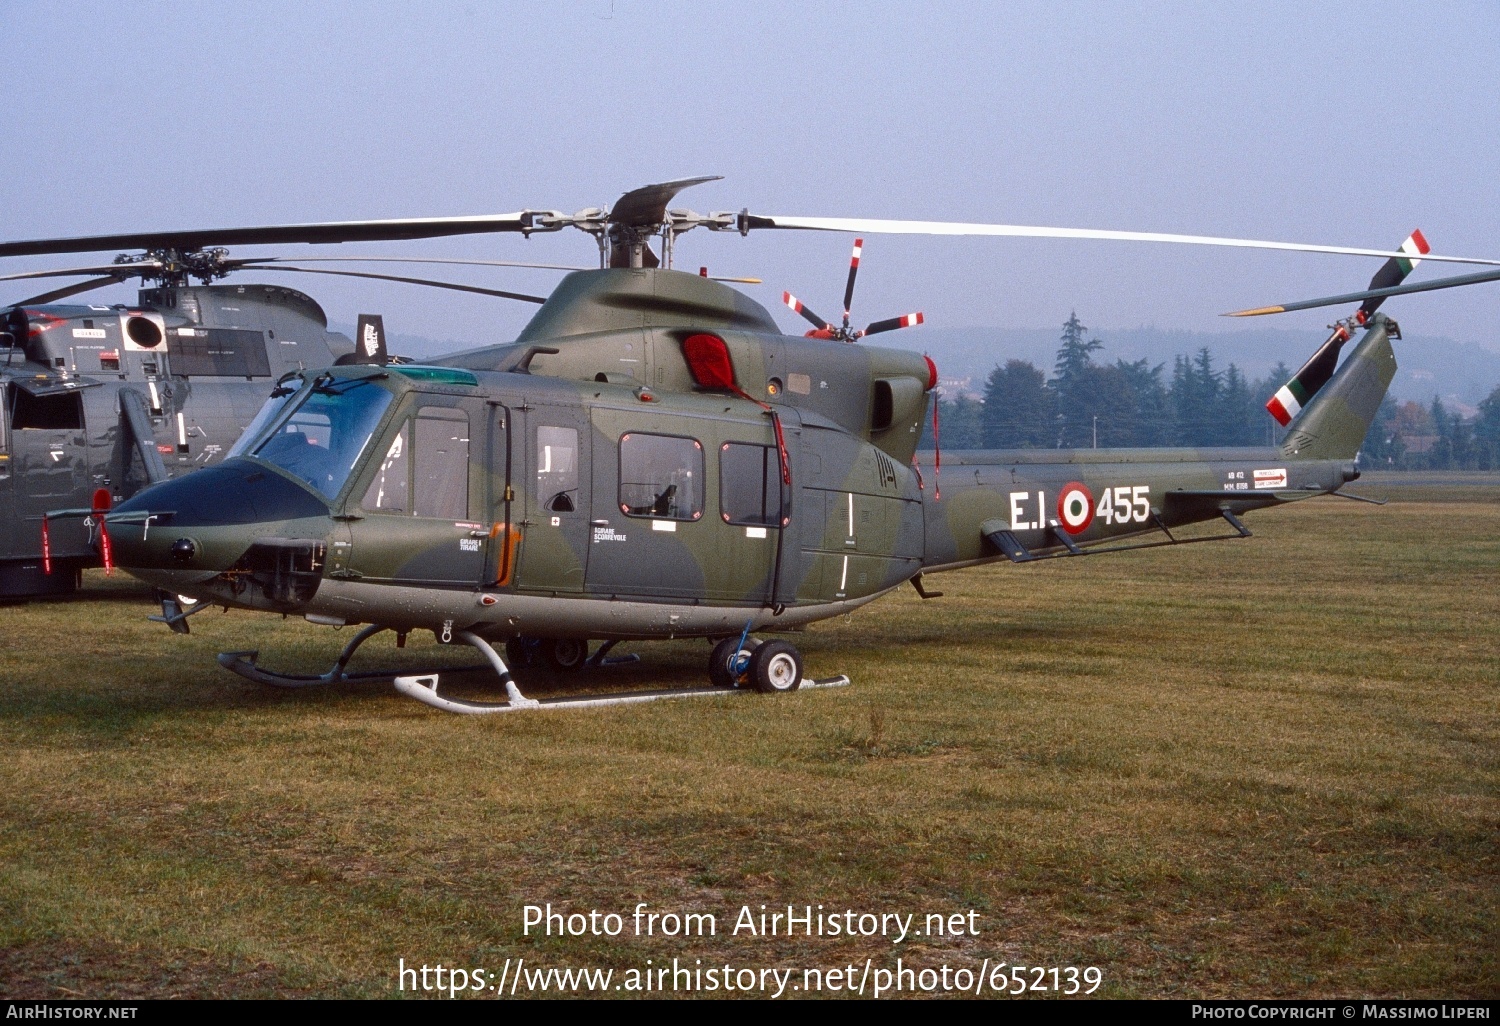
[747,640,803,693]
[708,636,761,688]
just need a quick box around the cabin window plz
[11,389,84,431]
[618,432,703,521]
[536,426,578,513]
[719,442,782,526]
[412,408,469,520]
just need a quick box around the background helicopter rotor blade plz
[861,312,925,337]
[731,213,1500,268]
[0,261,162,283]
[1225,266,1500,317]
[782,291,832,331]
[841,237,863,327]
[253,266,547,303]
[0,212,547,260]
[12,276,127,306]
[608,176,722,227]
[231,255,595,272]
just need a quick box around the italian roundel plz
[1056,482,1095,535]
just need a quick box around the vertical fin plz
[355,313,387,365]
[1279,315,1397,461]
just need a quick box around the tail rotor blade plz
[861,311,924,337]
[783,291,831,330]
[1359,229,1430,317]
[841,237,863,326]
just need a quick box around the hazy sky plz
[3,2,1497,351]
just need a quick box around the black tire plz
[748,640,803,693]
[545,638,590,672]
[708,636,760,688]
[505,635,543,670]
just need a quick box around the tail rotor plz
[1265,230,1427,426]
[782,238,923,342]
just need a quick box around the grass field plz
[1,484,1496,999]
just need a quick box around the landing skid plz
[396,631,849,715]
[218,625,850,713]
[217,624,490,689]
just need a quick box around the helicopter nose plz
[109,458,330,586]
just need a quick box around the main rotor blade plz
[735,214,1500,268]
[230,255,593,272]
[1225,266,1500,317]
[0,261,160,283]
[609,176,722,228]
[842,237,863,325]
[861,312,924,337]
[0,212,541,260]
[13,276,125,306]
[783,291,832,330]
[255,266,547,303]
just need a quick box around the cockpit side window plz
[413,408,469,520]
[361,405,469,520]
[362,421,410,513]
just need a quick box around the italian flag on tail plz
[1267,379,1310,427]
[1265,229,1428,427]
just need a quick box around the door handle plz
[468,529,489,538]
[590,519,610,527]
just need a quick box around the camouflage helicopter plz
[11,177,1500,713]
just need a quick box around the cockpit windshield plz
[242,378,394,500]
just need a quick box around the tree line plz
[921,312,1500,469]
[1362,394,1500,470]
